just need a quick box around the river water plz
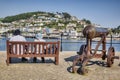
[0,37,120,52]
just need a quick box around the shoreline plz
[1,37,120,51]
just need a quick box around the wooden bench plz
[6,40,60,65]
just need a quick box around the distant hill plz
[1,11,71,23]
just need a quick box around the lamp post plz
[110,35,112,47]
[61,32,63,52]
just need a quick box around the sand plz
[0,51,120,80]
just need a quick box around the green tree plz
[86,20,91,24]
[81,18,91,24]
[111,25,120,34]
[117,25,120,30]
[62,12,71,19]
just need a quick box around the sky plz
[0,0,120,28]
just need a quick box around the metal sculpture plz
[72,25,117,75]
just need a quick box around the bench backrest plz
[7,40,60,55]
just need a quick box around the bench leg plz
[55,56,59,65]
[6,57,10,66]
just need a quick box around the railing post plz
[110,35,112,47]
[60,33,63,52]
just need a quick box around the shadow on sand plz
[64,55,109,74]
[9,57,55,64]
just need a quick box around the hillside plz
[1,11,71,23]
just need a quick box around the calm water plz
[0,37,120,52]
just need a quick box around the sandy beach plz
[0,51,120,80]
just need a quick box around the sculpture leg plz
[72,55,82,73]
[80,57,89,75]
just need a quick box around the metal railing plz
[60,35,120,52]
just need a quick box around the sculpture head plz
[83,25,109,39]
